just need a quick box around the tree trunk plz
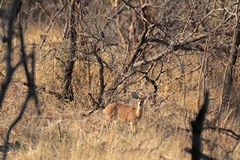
[63,0,77,101]
[218,5,240,121]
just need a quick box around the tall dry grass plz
[0,25,239,160]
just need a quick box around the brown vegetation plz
[0,0,239,160]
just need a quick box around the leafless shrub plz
[0,0,39,159]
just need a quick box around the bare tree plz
[0,0,39,159]
[217,1,240,124]
[62,0,77,101]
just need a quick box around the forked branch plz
[0,1,39,159]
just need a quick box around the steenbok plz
[103,93,146,133]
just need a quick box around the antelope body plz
[103,98,145,133]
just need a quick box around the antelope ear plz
[131,92,139,99]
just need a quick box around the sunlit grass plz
[0,24,239,160]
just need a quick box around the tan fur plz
[103,99,145,133]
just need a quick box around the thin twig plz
[39,5,65,49]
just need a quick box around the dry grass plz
[1,100,192,160]
[0,25,239,160]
